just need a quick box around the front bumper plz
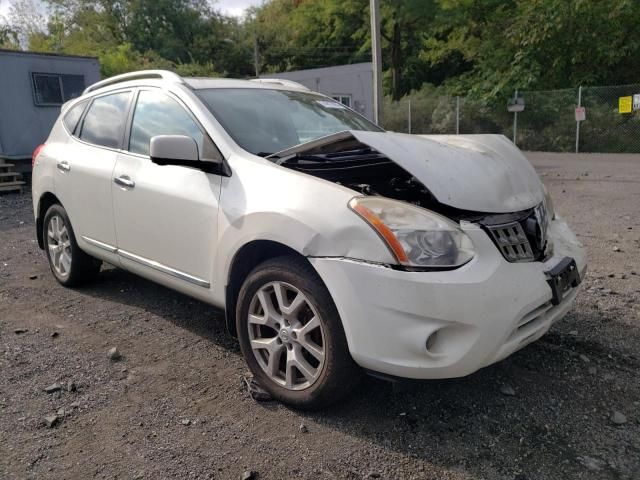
[309,216,586,380]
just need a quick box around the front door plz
[112,89,222,292]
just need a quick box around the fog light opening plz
[425,329,444,355]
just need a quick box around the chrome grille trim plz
[485,221,535,262]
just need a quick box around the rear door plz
[54,90,132,262]
[112,88,222,293]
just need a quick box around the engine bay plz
[274,141,549,262]
[275,142,484,222]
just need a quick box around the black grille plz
[481,204,549,263]
[485,221,535,262]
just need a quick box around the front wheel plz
[236,255,361,409]
[43,204,101,287]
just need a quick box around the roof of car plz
[184,77,311,91]
[83,70,312,95]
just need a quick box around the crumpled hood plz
[350,131,544,213]
[273,131,545,213]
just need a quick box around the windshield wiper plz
[256,152,275,158]
[276,148,382,166]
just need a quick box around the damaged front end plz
[269,130,552,265]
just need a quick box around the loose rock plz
[67,381,77,392]
[611,411,627,425]
[29,274,38,280]
[500,385,516,396]
[14,328,28,334]
[181,419,191,426]
[44,383,62,394]
[241,471,257,480]
[43,414,59,428]
[578,456,604,471]
[299,423,308,433]
[579,354,590,363]
[107,347,121,361]
[51,331,59,338]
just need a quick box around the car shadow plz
[78,265,636,479]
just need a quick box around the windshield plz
[195,88,382,156]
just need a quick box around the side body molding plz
[81,236,210,288]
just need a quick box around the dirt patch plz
[1,153,639,479]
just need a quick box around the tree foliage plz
[0,0,638,99]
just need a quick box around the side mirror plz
[150,135,199,163]
[149,134,228,175]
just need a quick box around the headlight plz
[348,196,475,268]
[543,185,556,220]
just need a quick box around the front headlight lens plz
[348,196,475,268]
[543,185,556,220]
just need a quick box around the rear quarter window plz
[62,100,88,135]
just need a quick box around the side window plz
[62,100,88,135]
[129,90,204,157]
[79,91,131,149]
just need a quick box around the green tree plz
[421,0,640,99]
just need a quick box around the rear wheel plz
[236,255,361,409]
[43,204,101,287]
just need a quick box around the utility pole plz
[456,96,460,134]
[370,0,383,126]
[513,89,518,146]
[575,86,582,153]
[253,33,260,78]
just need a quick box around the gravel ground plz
[1,152,639,480]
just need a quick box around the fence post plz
[513,89,518,146]
[575,85,582,154]
[456,96,460,134]
[408,99,412,134]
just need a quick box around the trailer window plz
[32,73,86,106]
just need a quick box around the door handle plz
[56,161,70,172]
[114,175,135,188]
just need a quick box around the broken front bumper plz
[309,216,587,380]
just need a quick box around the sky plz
[215,0,263,17]
[0,0,10,17]
[0,0,264,19]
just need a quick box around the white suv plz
[32,70,586,408]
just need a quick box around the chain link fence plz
[383,84,640,153]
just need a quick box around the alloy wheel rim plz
[248,281,326,391]
[47,215,72,277]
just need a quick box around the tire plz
[236,255,361,409]
[43,204,101,287]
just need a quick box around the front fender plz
[210,156,396,304]
[213,209,394,300]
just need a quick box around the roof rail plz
[83,70,184,94]
[251,78,310,91]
